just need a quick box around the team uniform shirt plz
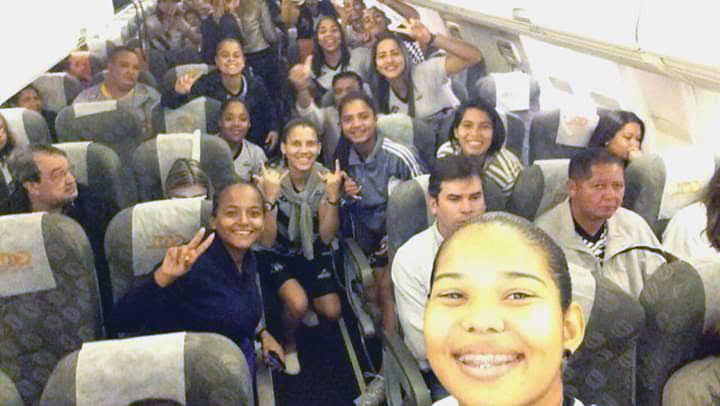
[341,133,424,255]
[162,70,278,147]
[436,141,523,197]
[314,47,371,93]
[663,201,720,268]
[387,56,459,120]
[537,199,665,299]
[112,238,263,375]
[231,139,268,182]
[391,222,443,370]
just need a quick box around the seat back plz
[131,132,236,201]
[55,101,144,163]
[160,96,222,135]
[0,213,102,404]
[624,149,717,237]
[387,173,506,263]
[378,114,437,170]
[528,107,599,164]
[104,198,213,300]
[382,330,431,406]
[161,64,213,96]
[40,332,253,406]
[55,141,137,209]
[31,73,82,112]
[564,269,647,406]
[508,159,569,220]
[0,370,22,406]
[637,258,707,406]
[0,107,51,146]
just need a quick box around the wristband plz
[428,33,437,47]
[264,200,279,211]
[325,196,340,206]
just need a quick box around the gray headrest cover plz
[75,332,186,406]
[536,159,570,217]
[0,108,29,145]
[657,148,714,220]
[132,198,204,276]
[33,73,69,111]
[156,132,202,192]
[54,142,91,185]
[0,212,55,298]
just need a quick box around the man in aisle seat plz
[74,46,161,138]
[392,155,486,400]
[536,148,664,298]
[6,145,118,322]
[335,91,424,330]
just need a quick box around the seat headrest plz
[73,100,118,118]
[32,73,78,112]
[555,103,600,147]
[54,142,92,185]
[491,71,531,111]
[164,98,210,134]
[509,159,569,220]
[175,63,210,78]
[377,113,413,147]
[131,198,205,276]
[75,333,188,406]
[656,149,714,220]
[0,213,55,298]
[0,108,30,145]
[156,132,203,191]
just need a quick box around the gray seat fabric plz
[0,108,51,146]
[637,258,706,406]
[377,114,437,170]
[0,370,22,406]
[54,141,137,209]
[382,330,431,406]
[104,199,213,300]
[131,133,236,202]
[564,273,647,406]
[528,109,594,164]
[160,96,222,135]
[386,173,506,263]
[624,151,717,237]
[0,213,102,405]
[161,64,214,97]
[40,332,253,406]
[31,73,82,112]
[55,102,145,164]
[507,159,569,221]
[503,111,526,162]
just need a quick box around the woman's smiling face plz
[425,222,584,406]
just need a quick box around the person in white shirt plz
[217,98,268,182]
[424,213,588,406]
[392,155,486,399]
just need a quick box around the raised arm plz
[408,19,483,75]
[377,0,419,20]
[318,160,343,244]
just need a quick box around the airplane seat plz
[55,101,145,164]
[40,332,253,406]
[624,149,716,238]
[0,370,22,406]
[382,330,431,406]
[103,198,213,300]
[527,107,600,164]
[131,132,236,202]
[563,266,647,406]
[161,64,214,97]
[31,72,82,112]
[636,255,708,406]
[0,212,102,405]
[159,96,222,135]
[474,71,541,122]
[377,114,438,170]
[54,141,137,210]
[387,173,505,263]
[507,159,569,221]
[0,107,51,146]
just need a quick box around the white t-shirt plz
[433,396,586,406]
[232,139,267,182]
[315,47,371,92]
[394,56,459,119]
[663,201,720,267]
[391,223,443,370]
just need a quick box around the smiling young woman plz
[424,212,588,406]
